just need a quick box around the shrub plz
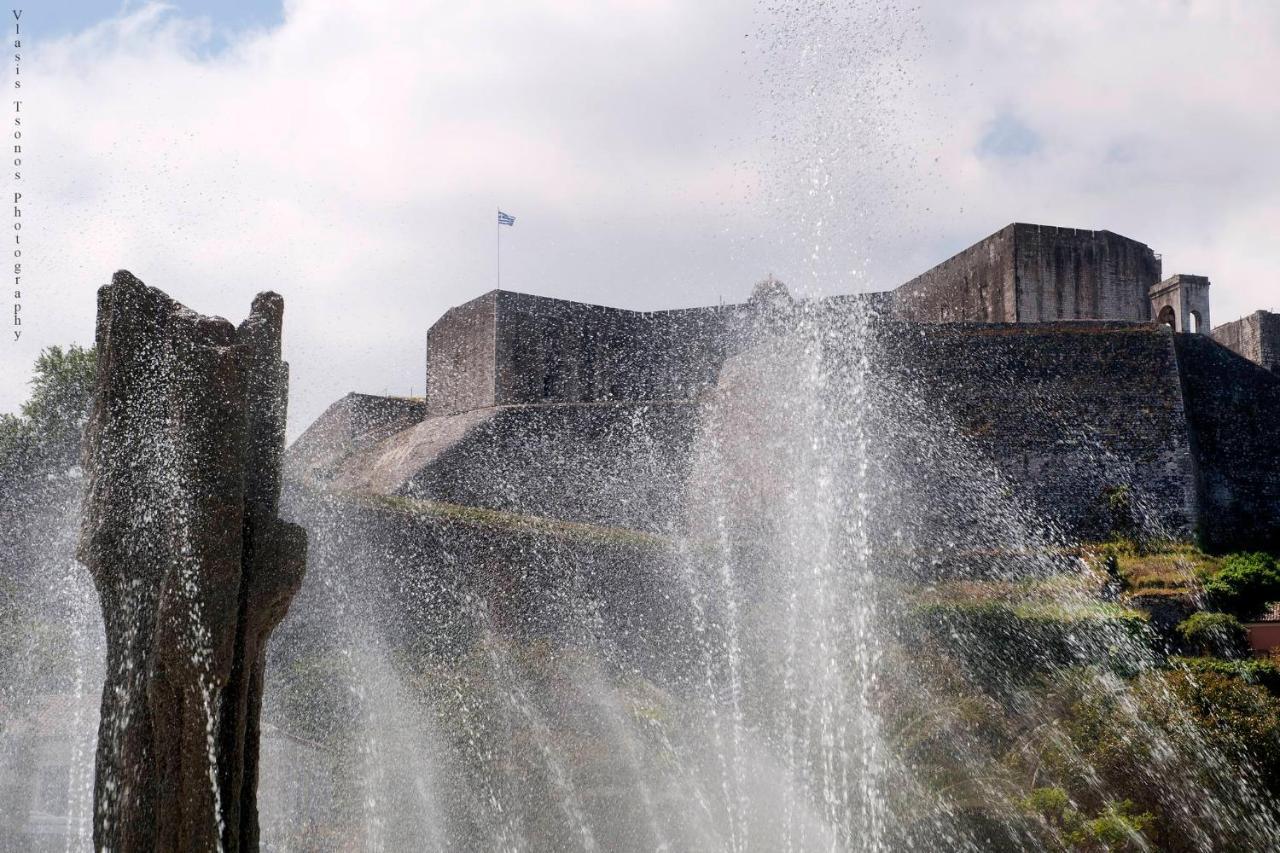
[1177,612,1250,658]
[1203,553,1280,619]
[1021,787,1155,851]
[1173,655,1280,698]
[1042,668,1280,846]
[1163,669,1280,793]
[1022,786,1074,829]
[1066,801,1154,851]
[1101,485,1139,542]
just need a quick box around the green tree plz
[0,344,97,477]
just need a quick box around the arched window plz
[1189,310,1202,333]
[1157,305,1176,329]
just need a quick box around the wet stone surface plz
[78,271,306,853]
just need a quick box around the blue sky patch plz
[977,112,1043,159]
[23,1,283,46]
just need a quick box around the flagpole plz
[496,208,500,291]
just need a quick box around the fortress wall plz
[1174,334,1280,549]
[1012,225,1161,323]
[288,397,704,534]
[890,224,1161,326]
[704,321,1198,552]
[286,392,426,483]
[875,321,1198,541]
[396,401,702,534]
[892,224,1017,323]
[426,292,498,416]
[1212,310,1280,373]
[493,291,743,406]
[278,484,694,680]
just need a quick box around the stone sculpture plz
[78,271,306,852]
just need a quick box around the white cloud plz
[3,0,1277,435]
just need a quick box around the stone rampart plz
[893,224,1161,325]
[1175,333,1280,549]
[706,320,1200,552]
[286,392,426,483]
[875,321,1197,541]
[1212,310,1280,374]
[277,484,693,677]
[892,224,1018,323]
[295,400,701,534]
[304,313,1280,551]
[426,290,750,417]
[493,291,743,407]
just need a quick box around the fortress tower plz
[891,223,1163,324]
[1150,274,1212,333]
[892,223,1224,338]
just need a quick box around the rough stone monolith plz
[78,271,307,852]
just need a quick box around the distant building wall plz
[1245,622,1280,658]
[493,291,745,408]
[891,223,1162,325]
[309,312,1280,551]
[425,293,497,416]
[874,321,1199,542]
[1013,225,1161,322]
[399,402,702,534]
[1212,310,1280,373]
[285,392,427,483]
[426,290,754,417]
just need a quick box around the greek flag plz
[498,210,516,226]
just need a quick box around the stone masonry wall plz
[397,401,700,534]
[425,289,750,417]
[278,483,695,679]
[892,224,1161,325]
[1175,333,1280,549]
[893,224,1018,323]
[426,292,497,416]
[493,291,745,408]
[704,320,1199,556]
[286,392,426,484]
[873,321,1198,542]
[1012,224,1161,323]
[1212,310,1280,373]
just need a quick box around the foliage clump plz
[1177,611,1250,658]
[1100,484,1141,545]
[1172,655,1280,698]
[1021,787,1154,851]
[1164,669,1280,792]
[1203,552,1280,620]
[0,344,97,479]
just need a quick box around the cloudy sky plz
[5,0,1278,436]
